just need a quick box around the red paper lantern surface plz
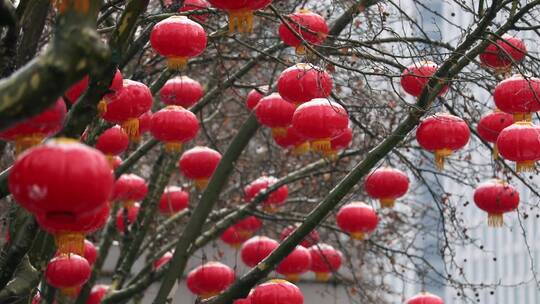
[250,279,304,304]
[406,292,444,304]
[179,146,221,189]
[493,75,540,121]
[86,285,109,304]
[65,69,123,104]
[233,216,263,236]
[207,0,272,33]
[477,111,513,143]
[365,167,409,208]
[292,98,349,154]
[400,62,448,97]
[275,245,311,282]
[496,121,540,172]
[112,174,148,206]
[241,236,279,267]
[220,226,251,248]
[154,251,173,270]
[246,86,269,110]
[308,244,342,281]
[45,254,91,296]
[138,111,153,137]
[179,0,210,22]
[244,176,289,212]
[150,106,200,152]
[83,239,97,266]
[99,80,153,141]
[278,10,329,54]
[255,93,296,137]
[272,126,310,155]
[277,63,333,105]
[473,180,520,227]
[479,35,526,72]
[0,98,67,154]
[186,261,235,299]
[115,203,140,233]
[326,126,352,158]
[416,113,470,170]
[150,16,207,70]
[158,186,189,215]
[336,202,378,240]
[280,225,320,248]
[160,76,204,108]
[95,125,129,158]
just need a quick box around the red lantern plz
[273,126,310,155]
[416,113,470,169]
[246,86,269,110]
[150,106,200,152]
[207,0,272,33]
[365,167,409,208]
[497,121,540,172]
[0,98,67,154]
[292,98,349,154]
[65,69,123,104]
[280,225,319,248]
[233,216,263,237]
[479,35,526,73]
[112,174,148,207]
[160,76,204,108]
[241,236,279,267]
[255,93,296,137]
[154,251,173,270]
[115,203,140,233]
[406,292,444,304]
[83,239,97,266]
[275,245,311,282]
[477,110,513,158]
[336,202,378,240]
[473,180,519,227]
[220,226,251,248]
[86,285,109,304]
[325,126,352,158]
[45,254,91,296]
[137,111,153,140]
[186,261,235,299]
[244,176,289,212]
[278,10,329,54]
[179,146,221,189]
[277,63,333,105]
[158,186,189,215]
[400,62,448,97]
[179,0,210,22]
[150,16,207,70]
[95,125,129,164]
[99,80,153,141]
[493,75,540,121]
[250,280,303,304]
[308,244,342,281]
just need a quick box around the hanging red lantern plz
[276,245,311,282]
[99,80,153,141]
[83,239,97,266]
[280,225,320,248]
[292,98,349,154]
[220,226,251,248]
[477,110,513,158]
[406,292,444,304]
[150,16,207,70]
[493,75,540,121]
[158,186,189,215]
[277,63,333,105]
[86,285,109,304]
[479,35,527,73]
[336,202,378,240]
[246,86,269,111]
[497,121,540,172]
[160,76,204,108]
[255,93,296,137]
[45,254,91,296]
[207,0,272,33]
[115,203,140,233]
[154,251,173,270]
[95,125,129,164]
[186,261,236,299]
[112,174,148,207]
[179,0,210,22]
[179,146,221,189]
[233,216,263,237]
[65,69,123,104]
[308,244,342,281]
[400,62,448,97]
[278,10,329,55]
[250,280,304,304]
[416,113,470,170]
[150,106,200,152]
[473,180,519,227]
[364,167,409,208]
[244,176,289,212]
[272,126,310,155]
[0,98,67,154]
[325,126,352,158]
[241,236,279,267]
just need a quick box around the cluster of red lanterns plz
[220,216,263,248]
[244,176,289,212]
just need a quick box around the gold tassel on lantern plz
[379,198,396,209]
[434,148,453,170]
[487,213,504,228]
[97,100,108,116]
[271,127,287,138]
[311,138,332,154]
[194,178,209,190]
[228,9,254,33]
[55,232,85,256]
[295,45,307,55]
[167,57,188,71]
[492,145,499,160]
[14,134,44,155]
[200,292,219,300]
[315,272,331,282]
[516,160,535,173]
[350,231,366,241]
[285,273,301,283]
[165,141,183,153]
[513,112,532,122]
[121,118,140,141]
[292,142,310,156]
